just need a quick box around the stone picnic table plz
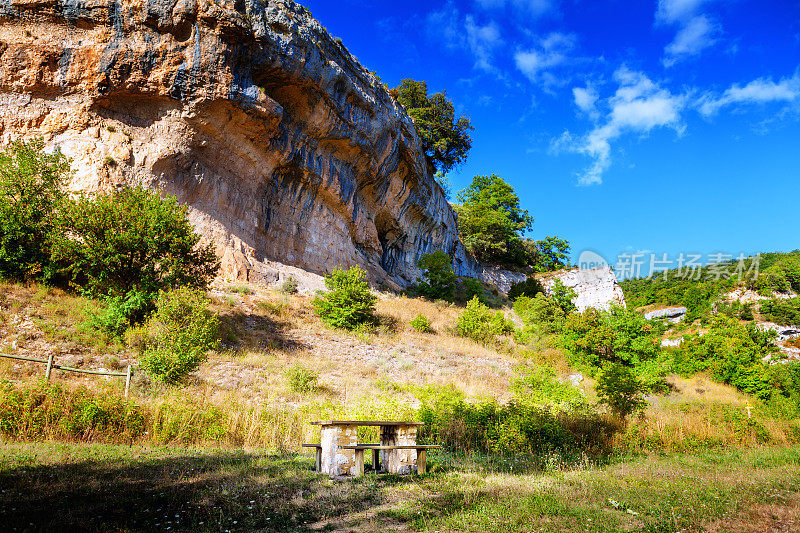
[303,420,439,477]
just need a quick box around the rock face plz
[0,0,468,289]
[644,307,688,323]
[541,267,626,312]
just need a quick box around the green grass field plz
[2,442,799,532]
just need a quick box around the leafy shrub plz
[279,276,299,295]
[52,186,219,299]
[410,314,434,333]
[511,365,585,409]
[137,288,220,384]
[673,315,782,399]
[550,279,577,314]
[0,138,70,281]
[284,364,319,393]
[456,296,514,344]
[313,266,376,330]
[595,363,648,419]
[759,297,800,326]
[514,293,565,334]
[88,289,154,339]
[416,250,456,300]
[416,384,617,457]
[507,277,544,301]
[461,278,487,304]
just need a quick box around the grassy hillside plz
[2,274,800,531]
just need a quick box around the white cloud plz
[655,0,708,24]
[514,32,577,88]
[656,0,720,66]
[561,67,686,185]
[427,3,504,74]
[698,74,800,115]
[572,86,599,118]
[464,16,503,72]
[475,0,555,18]
[663,14,719,66]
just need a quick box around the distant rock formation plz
[0,0,477,290]
[644,307,688,323]
[541,267,626,312]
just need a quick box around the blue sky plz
[303,0,800,273]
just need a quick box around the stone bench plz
[338,444,441,476]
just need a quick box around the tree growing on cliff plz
[454,174,533,268]
[391,79,473,174]
[0,139,71,281]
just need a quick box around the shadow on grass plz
[0,449,401,532]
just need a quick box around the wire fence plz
[0,352,133,397]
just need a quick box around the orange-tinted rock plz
[0,0,463,289]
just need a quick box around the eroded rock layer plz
[0,0,462,288]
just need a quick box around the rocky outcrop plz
[541,267,626,312]
[644,307,688,323]
[0,0,468,289]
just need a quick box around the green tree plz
[595,363,648,419]
[392,79,473,174]
[313,266,377,330]
[53,186,219,299]
[417,250,456,300]
[454,174,534,267]
[0,139,71,280]
[532,236,571,272]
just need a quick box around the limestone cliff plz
[540,267,626,312]
[0,0,467,289]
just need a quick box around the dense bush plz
[417,385,617,457]
[514,293,565,335]
[53,186,219,299]
[135,288,220,384]
[88,289,154,339]
[279,276,299,295]
[673,315,783,399]
[559,306,664,369]
[313,266,377,330]
[0,381,146,442]
[456,296,514,344]
[759,297,800,326]
[511,364,585,410]
[410,314,434,333]
[416,250,456,300]
[284,364,319,393]
[0,139,71,281]
[507,277,544,301]
[550,279,577,314]
[595,363,648,419]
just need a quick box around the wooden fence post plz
[124,365,132,397]
[45,353,54,382]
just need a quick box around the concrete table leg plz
[417,449,426,475]
[315,447,322,473]
[320,424,357,476]
[354,449,364,477]
[372,448,380,472]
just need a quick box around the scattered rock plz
[540,266,626,312]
